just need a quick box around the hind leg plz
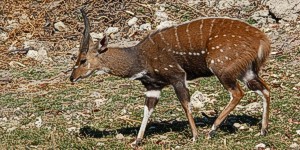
[208,74,245,138]
[246,76,270,135]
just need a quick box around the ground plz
[0,0,299,149]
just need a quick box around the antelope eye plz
[80,59,87,64]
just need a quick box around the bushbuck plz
[70,9,271,146]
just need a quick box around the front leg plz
[170,72,198,142]
[131,90,161,147]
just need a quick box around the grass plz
[0,61,299,149]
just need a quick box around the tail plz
[253,37,271,73]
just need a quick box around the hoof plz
[208,130,217,139]
[130,138,142,148]
[192,136,197,142]
[260,129,268,136]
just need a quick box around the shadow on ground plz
[79,114,260,139]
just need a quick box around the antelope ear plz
[96,35,108,54]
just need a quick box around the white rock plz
[35,116,42,128]
[233,123,241,128]
[116,133,124,140]
[128,17,138,26]
[297,130,300,135]
[267,0,300,21]
[6,127,17,132]
[67,127,78,133]
[155,11,168,21]
[105,27,119,34]
[95,98,106,107]
[255,143,266,149]
[188,0,201,6]
[0,32,8,41]
[217,0,235,9]
[90,32,104,42]
[290,143,299,149]
[139,23,152,31]
[245,102,262,112]
[54,21,68,32]
[156,21,177,30]
[27,50,39,59]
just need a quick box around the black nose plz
[70,76,74,82]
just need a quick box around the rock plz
[251,10,275,25]
[255,143,266,149]
[267,0,300,21]
[139,23,152,31]
[6,127,17,132]
[156,21,177,30]
[233,123,241,128]
[54,21,68,32]
[297,130,300,135]
[105,27,119,34]
[155,11,168,21]
[190,91,215,111]
[160,135,168,139]
[217,0,235,9]
[6,19,19,30]
[90,32,104,42]
[24,40,53,63]
[245,102,262,112]
[290,143,299,149]
[35,116,42,128]
[0,32,8,42]
[67,127,78,132]
[116,133,124,140]
[188,0,201,6]
[94,98,106,107]
[128,17,138,26]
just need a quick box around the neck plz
[102,46,144,78]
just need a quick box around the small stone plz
[175,145,181,149]
[54,21,68,32]
[35,116,42,128]
[156,21,177,29]
[296,130,300,135]
[6,127,17,132]
[128,17,138,26]
[233,123,241,128]
[290,143,299,149]
[255,143,266,149]
[116,133,124,140]
[155,11,168,21]
[139,23,152,31]
[105,27,119,34]
[160,135,168,139]
[90,32,104,42]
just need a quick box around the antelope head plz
[70,9,109,82]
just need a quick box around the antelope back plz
[135,18,270,79]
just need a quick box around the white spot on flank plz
[201,50,205,54]
[238,36,242,38]
[214,35,218,38]
[225,56,229,60]
[223,34,226,36]
[212,47,215,50]
[154,69,159,72]
[196,53,200,55]
[129,70,147,80]
[216,46,220,49]
[180,52,184,55]
[232,35,235,37]
[234,44,238,47]
[173,51,176,53]
[168,49,172,52]
[145,90,161,98]
[220,49,224,52]
[193,52,197,55]
[189,52,193,55]
[217,59,220,62]
[174,26,181,49]
[209,37,212,40]
[211,60,214,64]
[74,66,78,69]
[169,65,174,68]
[164,68,168,70]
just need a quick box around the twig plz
[8,47,33,54]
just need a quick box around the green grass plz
[1,63,299,149]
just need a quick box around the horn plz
[80,8,90,52]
